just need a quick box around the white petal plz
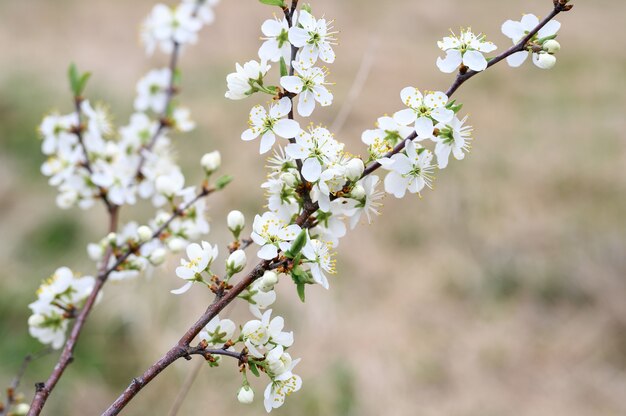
[436,50,462,73]
[288,27,309,47]
[170,281,193,295]
[302,158,322,182]
[259,131,276,154]
[538,20,561,38]
[506,51,529,67]
[258,244,278,260]
[274,119,300,138]
[520,14,540,31]
[393,108,417,126]
[501,20,525,42]
[414,117,434,139]
[280,76,304,94]
[297,91,316,117]
[463,50,488,72]
[318,42,335,64]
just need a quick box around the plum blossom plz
[382,140,434,198]
[225,60,271,100]
[288,10,336,68]
[285,126,343,182]
[199,315,236,347]
[501,14,561,68]
[172,241,218,294]
[141,3,203,55]
[241,98,300,154]
[394,87,454,140]
[251,212,302,260]
[302,238,335,289]
[280,62,333,117]
[258,15,293,63]
[263,359,302,413]
[436,29,497,73]
[134,68,171,113]
[345,175,384,229]
[242,309,294,358]
[362,116,413,161]
[433,115,473,169]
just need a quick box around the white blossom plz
[436,29,497,73]
[280,62,333,117]
[251,212,302,260]
[241,98,300,154]
[433,115,473,169]
[259,15,293,63]
[394,87,454,140]
[382,140,434,198]
[225,60,271,100]
[302,238,335,289]
[285,126,343,182]
[172,241,218,294]
[134,68,171,113]
[141,3,203,55]
[502,14,561,68]
[288,10,336,68]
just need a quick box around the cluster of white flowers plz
[30,0,222,349]
[502,14,562,69]
[28,267,96,348]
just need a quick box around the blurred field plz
[1,0,626,415]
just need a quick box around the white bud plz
[137,225,153,242]
[201,151,221,173]
[28,314,45,327]
[227,210,245,238]
[106,232,117,245]
[542,39,560,54]
[155,176,179,196]
[345,158,365,181]
[87,243,104,261]
[56,191,78,209]
[259,270,279,292]
[155,212,171,226]
[280,172,297,187]
[237,386,254,404]
[167,237,187,252]
[148,248,167,266]
[13,403,30,416]
[534,53,557,70]
[350,184,366,200]
[226,250,247,275]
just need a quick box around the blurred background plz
[1,0,625,415]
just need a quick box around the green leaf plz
[296,283,306,302]
[249,362,260,377]
[538,34,557,44]
[279,57,289,77]
[285,229,307,258]
[258,0,286,7]
[215,175,233,190]
[302,3,312,13]
[68,63,91,97]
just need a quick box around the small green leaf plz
[296,283,306,302]
[249,362,260,377]
[302,3,312,13]
[68,63,91,97]
[258,0,286,7]
[285,229,307,258]
[538,34,557,44]
[215,175,233,190]
[279,57,289,77]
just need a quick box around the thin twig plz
[0,348,52,416]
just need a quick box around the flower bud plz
[534,53,557,69]
[226,250,247,275]
[155,212,171,226]
[350,184,366,200]
[87,243,104,261]
[28,314,45,327]
[137,225,153,242]
[542,39,560,54]
[106,232,117,245]
[148,248,167,266]
[13,403,31,416]
[227,210,245,239]
[345,158,365,181]
[237,386,254,404]
[201,151,221,173]
[259,270,279,292]
[155,176,179,196]
[56,191,78,209]
[167,237,187,252]
[280,172,297,187]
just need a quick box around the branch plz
[27,187,213,416]
[0,348,52,416]
[361,1,570,179]
[102,204,315,415]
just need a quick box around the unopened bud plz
[237,385,254,404]
[345,158,365,181]
[13,403,31,416]
[280,172,297,187]
[350,184,366,200]
[535,52,557,69]
[167,237,187,252]
[149,248,167,266]
[226,250,247,275]
[542,39,560,54]
[201,151,221,173]
[227,210,245,239]
[137,225,153,242]
[28,314,45,327]
[259,270,279,292]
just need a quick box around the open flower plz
[258,15,293,63]
[345,175,384,229]
[134,68,171,113]
[263,358,302,413]
[242,309,293,358]
[285,126,343,182]
[288,10,336,68]
[302,238,335,289]
[436,29,497,73]
[172,241,218,294]
[280,62,333,117]
[225,60,271,100]
[393,87,454,140]
[251,212,302,260]
[241,98,300,154]
[141,3,202,55]
[501,14,561,68]
[382,140,434,198]
[199,315,236,347]
[433,115,473,169]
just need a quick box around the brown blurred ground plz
[1,0,625,415]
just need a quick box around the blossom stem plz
[27,187,214,416]
[361,2,568,179]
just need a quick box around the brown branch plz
[361,1,571,179]
[27,187,213,416]
[102,204,315,415]
[0,348,52,416]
